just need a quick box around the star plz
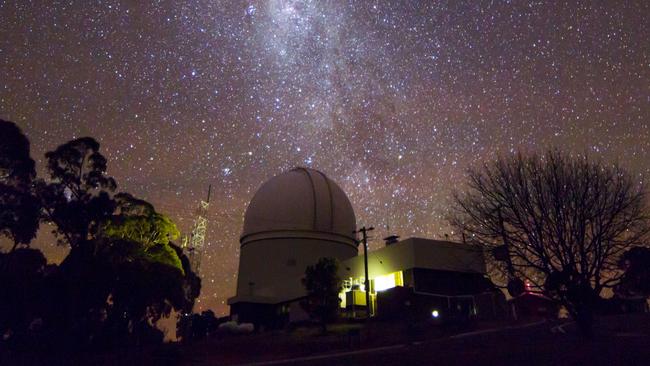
[0,1,648,316]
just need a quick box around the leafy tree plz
[34,136,199,347]
[301,257,342,333]
[0,130,203,350]
[102,192,183,272]
[68,192,196,345]
[44,137,116,196]
[38,137,116,248]
[44,241,113,347]
[43,234,197,347]
[103,240,186,345]
[451,150,650,336]
[0,120,39,250]
[95,239,199,346]
[87,193,197,345]
[44,232,197,347]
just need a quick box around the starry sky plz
[1,1,648,315]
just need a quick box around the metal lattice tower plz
[183,185,211,275]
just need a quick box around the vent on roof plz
[383,235,400,246]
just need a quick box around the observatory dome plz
[229,167,358,315]
[241,167,357,247]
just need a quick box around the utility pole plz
[355,226,374,319]
[495,205,525,297]
[496,206,515,278]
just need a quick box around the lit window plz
[373,271,403,292]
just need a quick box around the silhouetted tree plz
[174,243,203,343]
[171,242,202,313]
[102,240,185,345]
[451,150,650,336]
[614,246,650,301]
[0,248,47,342]
[0,120,39,250]
[177,310,217,342]
[92,194,198,345]
[44,241,113,347]
[38,137,116,249]
[0,132,202,350]
[59,194,199,346]
[302,257,342,333]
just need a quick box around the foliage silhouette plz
[0,248,48,343]
[301,257,342,333]
[0,132,202,351]
[171,242,202,314]
[177,310,218,342]
[0,120,39,249]
[38,137,117,249]
[45,202,198,347]
[615,246,650,300]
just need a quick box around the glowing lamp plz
[431,310,440,318]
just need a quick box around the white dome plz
[241,167,357,247]
[229,167,358,308]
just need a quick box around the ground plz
[2,314,649,365]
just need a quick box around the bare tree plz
[451,150,649,335]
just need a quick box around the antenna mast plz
[183,185,211,275]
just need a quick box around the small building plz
[339,237,507,321]
[508,292,558,320]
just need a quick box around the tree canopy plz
[0,120,39,248]
[39,137,117,248]
[44,137,116,195]
[0,130,202,350]
[302,257,342,332]
[103,192,183,272]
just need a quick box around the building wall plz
[411,268,494,295]
[374,285,507,321]
[230,235,358,306]
[340,239,414,282]
[340,238,486,283]
[230,302,287,328]
[410,238,486,274]
[339,239,497,320]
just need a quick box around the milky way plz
[1,1,648,314]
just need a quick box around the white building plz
[339,237,504,321]
[227,167,358,326]
[228,167,505,327]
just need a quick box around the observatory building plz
[228,167,505,328]
[227,167,358,326]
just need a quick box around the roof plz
[240,167,356,245]
[342,237,487,278]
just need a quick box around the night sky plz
[1,1,648,315]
